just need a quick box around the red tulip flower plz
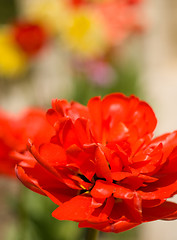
[0,108,54,177]
[12,22,47,56]
[15,93,177,233]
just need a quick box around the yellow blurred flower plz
[22,0,67,34]
[0,29,27,77]
[21,0,107,58]
[60,8,107,58]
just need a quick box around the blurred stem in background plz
[85,229,99,240]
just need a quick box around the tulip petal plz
[15,165,45,196]
[39,143,67,166]
[103,221,140,233]
[102,93,157,138]
[91,180,115,199]
[151,131,177,162]
[114,185,134,199]
[124,192,142,222]
[74,118,91,145]
[143,201,177,221]
[46,109,59,126]
[52,195,94,221]
[95,146,112,182]
[71,101,89,119]
[28,140,62,178]
[88,96,102,142]
[160,146,177,174]
[79,220,139,233]
[138,173,177,200]
[67,144,95,181]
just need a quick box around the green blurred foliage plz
[6,187,84,240]
[6,186,138,240]
[71,60,140,105]
[0,0,17,24]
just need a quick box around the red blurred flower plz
[96,0,142,45]
[15,93,177,232]
[0,108,54,177]
[126,0,142,4]
[69,0,87,7]
[12,22,47,56]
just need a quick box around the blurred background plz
[0,0,177,239]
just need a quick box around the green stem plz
[17,186,28,240]
[85,228,99,240]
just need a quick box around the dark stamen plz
[93,174,106,182]
[78,174,91,183]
